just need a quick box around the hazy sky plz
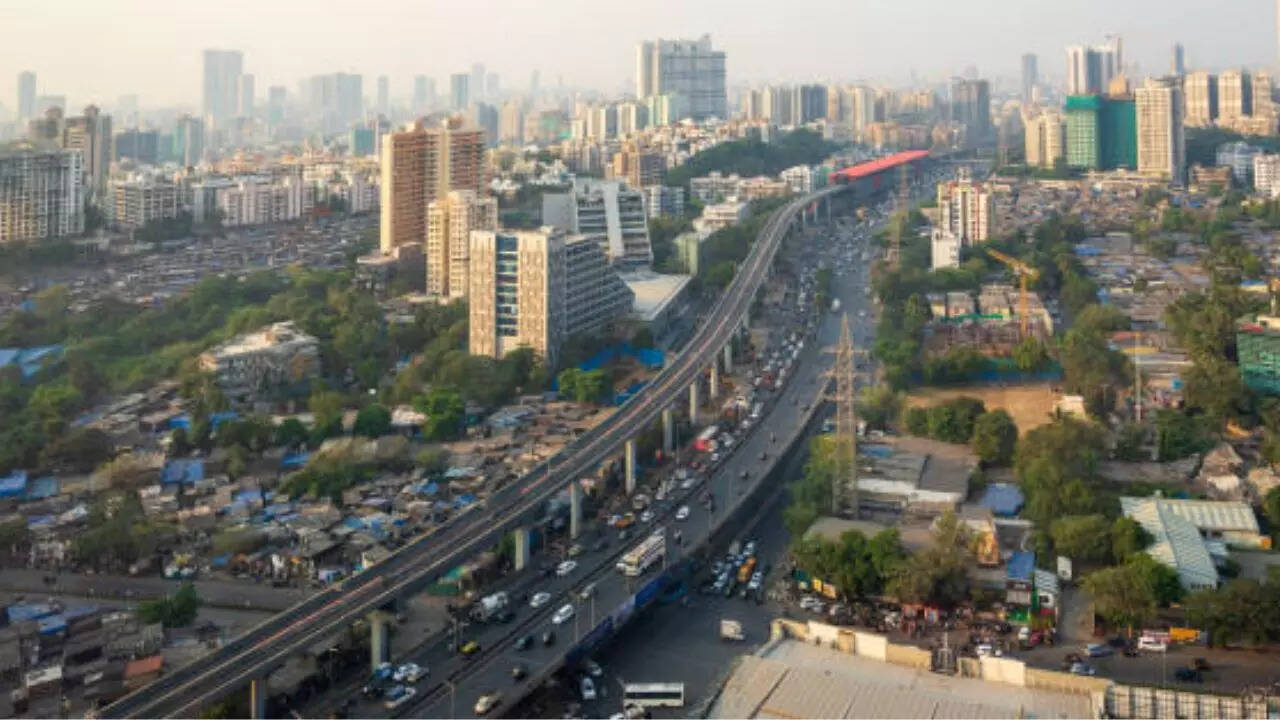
[2,0,1278,110]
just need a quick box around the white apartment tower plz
[1183,72,1218,127]
[1024,112,1065,169]
[425,190,498,299]
[1136,77,1185,184]
[935,168,993,245]
[0,147,84,243]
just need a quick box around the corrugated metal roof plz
[1121,498,1219,588]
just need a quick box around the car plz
[556,560,577,576]
[639,510,654,524]
[1085,643,1113,658]
[1137,637,1168,652]
[474,692,501,715]
[530,592,551,608]
[676,505,690,521]
[541,629,556,646]
[975,644,995,657]
[552,603,575,625]
[393,662,426,682]
[584,659,603,677]
[515,634,533,651]
[1174,667,1203,683]
[459,640,480,655]
[511,663,527,681]
[580,676,597,701]
[744,541,756,556]
[383,685,417,710]
[1069,662,1096,676]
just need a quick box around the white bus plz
[623,682,685,708]
[617,532,665,577]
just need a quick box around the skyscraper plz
[1024,112,1064,168]
[377,75,390,116]
[936,169,993,245]
[0,146,84,242]
[950,78,991,141]
[425,190,497,298]
[379,117,487,254]
[486,73,500,100]
[450,74,470,111]
[1065,41,1120,96]
[635,35,727,120]
[238,73,255,118]
[1218,69,1253,122]
[267,86,286,127]
[1171,43,1185,76]
[174,114,204,166]
[202,49,244,128]
[413,76,433,112]
[1136,77,1185,184]
[17,71,36,122]
[530,69,540,96]
[470,63,486,102]
[1184,72,1218,127]
[63,105,112,206]
[1021,54,1038,104]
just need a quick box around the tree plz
[924,397,985,443]
[857,386,901,431]
[0,517,31,555]
[170,427,191,457]
[415,447,451,476]
[1058,328,1128,417]
[1110,517,1152,563]
[137,582,200,628]
[1011,336,1051,373]
[38,427,113,473]
[1014,418,1108,527]
[224,445,248,480]
[418,388,465,441]
[274,418,309,449]
[784,503,820,538]
[630,327,655,349]
[886,510,971,607]
[1049,514,1113,563]
[971,410,1017,466]
[705,261,736,289]
[353,403,392,438]
[1154,410,1209,461]
[1186,577,1280,647]
[1083,563,1157,634]
[903,406,929,436]
[309,390,346,438]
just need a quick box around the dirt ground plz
[905,382,1059,434]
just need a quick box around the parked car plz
[383,685,417,710]
[676,506,690,521]
[1069,662,1096,676]
[581,676,597,701]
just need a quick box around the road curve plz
[102,185,844,719]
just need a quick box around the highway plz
[103,184,846,719]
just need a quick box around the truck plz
[471,591,509,622]
[720,619,745,641]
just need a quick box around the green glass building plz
[1064,95,1136,171]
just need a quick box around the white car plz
[580,676,597,701]
[552,603,575,625]
[393,662,426,682]
[676,505,690,521]
[529,591,551,609]
[383,685,417,710]
[639,510,654,524]
[556,560,577,577]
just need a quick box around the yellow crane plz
[985,248,1041,337]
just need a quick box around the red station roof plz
[828,150,931,184]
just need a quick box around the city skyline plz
[3,0,1280,110]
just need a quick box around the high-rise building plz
[1021,54,1038,103]
[470,63,486,102]
[425,190,497,298]
[486,73,500,99]
[609,144,664,189]
[237,73,255,118]
[542,178,653,268]
[1183,72,1218,127]
[202,49,244,128]
[1066,41,1121,96]
[1024,112,1065,168]
[1064,95,1136,171]
[114,129,160,164]
[761,85,792,125]
[173,114,204,166]
[17,72,36,122]
[1218,69,1253,122]
[377,75,390,116]
[305,73,363,133]
[635,35,727,120]
[267,86,286,127]
[63,105,111,205]
[950,79,991,141]
[1136,77,1185,184]
[0,146,84,242]
[935,168,993,245]
[470,102,499,147]
[616,101,649,136]
[1171,43,1185,76]
[530,70,540,96]
[499,101,525,145]
[1255,72,1276,120]
[1254,153,1280,197]
[378,117,487,254]
[792,85,827,125]
[413,76,435,113]
[450,73,470,111]
[108,175,179,230]
[468,227,632,365]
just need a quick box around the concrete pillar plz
[624,439,637,496]
[689,381,700,425]
[723,344,733,374]
[250,675,269,720]
[369,610,391,670]
[709,364,720,398]
[569,481,582,540]
[662,408,675,454]
[514,526,530,572]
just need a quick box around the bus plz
[623,682,685,708]
[617,533,665,577]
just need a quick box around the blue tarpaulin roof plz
[0,345,63,380]
[0,470,27,499]
[455,494,477,508]
[1007,551,1035,582]
[280,452,310,469]
[979,483,1025,517]
[162,459,204,486]
[37,615,67,635]
[411,482,439,496]
[24,476,58,500]
[7,603,57,624]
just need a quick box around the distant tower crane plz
[984,248,1041,338]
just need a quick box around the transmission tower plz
[831,314,858,516]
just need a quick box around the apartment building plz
[642,184,685,219]
[542,179,653,268]
[379,117,487,254]
[0,146,84,243]
[196,175,314,227]
[62,105,112,205]
[1024,111,1065,168]
[469,228,632,365]
[1218,69,1252,122]
[425,190,498,299]
[936,168,993,244]
[609,145,665,189]
[635,35,727,121]
[199,321,320,403]
[1183,72,1218,127]
[109,176,180,230]
[1136,78,1186,184]
[1255,154,1280,197]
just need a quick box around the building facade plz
[62,105,112,205]
[468,228,566,363]
[379,117,487,254]
[1218,69,1253,122]
[541,179,653,268]
[202,49,244,130]
[641,184,685,219]
[635,35,727,121]
[198,321,320,404]
[936,169,993,245]
[0,147,84,243]
[1136,78,1185,184]
[1183,72,1218,127]
[109,176,179,230]
[425,190,498,299]
[1024,112,1065,168]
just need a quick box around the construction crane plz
[985,248,1041,337]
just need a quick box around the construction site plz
[923,283,1054,358]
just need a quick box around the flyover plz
[105,152,927,719]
